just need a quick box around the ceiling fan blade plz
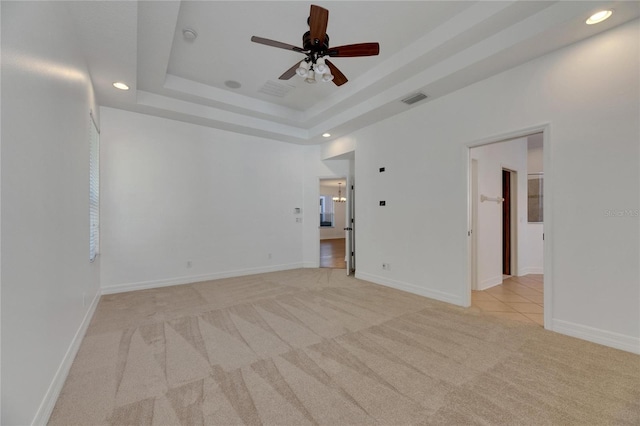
[251,36,306,53]
[326,60,348,86]
[309,5,329,45]
[327,43,380,57]
[279,62,300,80]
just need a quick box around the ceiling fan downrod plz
[302,31,329,66]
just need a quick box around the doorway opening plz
[468,130,547,327]
[319,178,347,269]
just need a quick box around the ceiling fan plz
[251,4,380,86]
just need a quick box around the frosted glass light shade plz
[305,72,317,84]
[296,61,310,77]
[315,57,327,74]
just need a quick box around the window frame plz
[319,195,334,227]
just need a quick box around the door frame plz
[502,168,512,275]
[501,166,518,277]
[470,159,478,290]
[466,124,552,330]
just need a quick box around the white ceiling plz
[66,1,639,145]
[320,178,347,188]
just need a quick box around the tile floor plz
[471,274,544,326]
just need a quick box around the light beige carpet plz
[50,269,640,425]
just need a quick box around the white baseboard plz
[519,266,544,275]
[355,271,463,306]
[552,319,640,355]
[101,263,304,295]
[31,290,101,425]
[303,261,319,268]
[477,275,502,291]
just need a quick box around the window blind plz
[89,112,100,262]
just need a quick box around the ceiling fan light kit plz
[296,61,310,76]
[314,57,328,74]
[296,56,333,82]
[251,4,380,87]
[305,72,317,84]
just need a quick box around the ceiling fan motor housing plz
[303,31,329,53]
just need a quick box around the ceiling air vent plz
[258,80,295,98]
[401,92,428,105]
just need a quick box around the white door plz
[345,176,355,275]
[471,159,478,289]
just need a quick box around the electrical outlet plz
[186,260,192,268]
[296,217,303,223]
[268,253,272,260]
[382,263,390,270]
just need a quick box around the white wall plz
[471,138,528,289]
[525,134,544,274]
[100,108,306,292]
[1,2,101,424]
[1,4,4,422]
[339,20,639,353]
[527,134,544,173]
[319,185,347,240]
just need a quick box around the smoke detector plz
[182,28,198,40]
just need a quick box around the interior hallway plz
[471,274,544,326]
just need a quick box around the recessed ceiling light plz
[322,133,331,138]
[586,10,613,25]
[182,28,198,40]
[112,82,129,90]
[224,80,242,89]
